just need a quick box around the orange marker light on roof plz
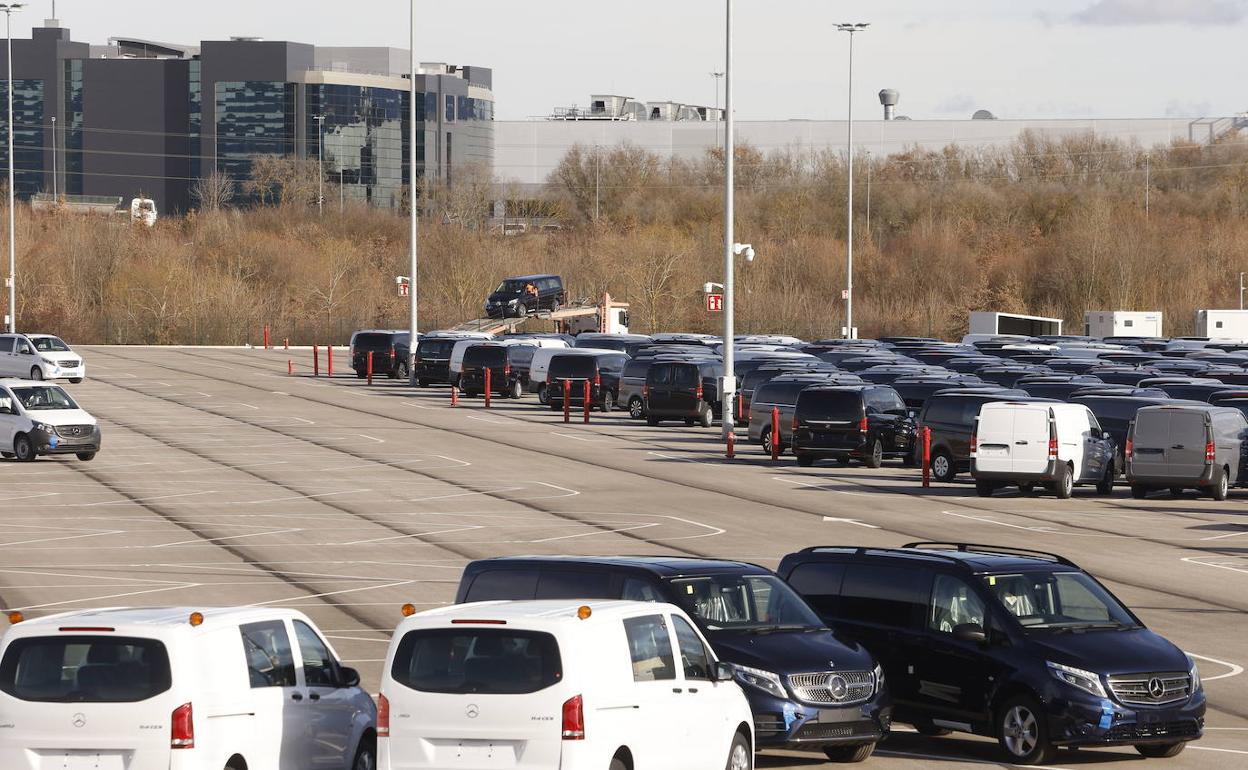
[401,603,417,617]
[7,611,23,625]
[189,612,204,627]
[577,606,592,620]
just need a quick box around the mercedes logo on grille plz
[1147,678,1166,699]
[465,704,479,719]
[71,713,86,728]
[825,674,849,701]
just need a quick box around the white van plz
[449,338,568,386]
[379,600,754,770]
[0,379,101,461]
[529,347,617,402]
[0,607,377,770]
[0,333,86,383]
[971,401,1116,498]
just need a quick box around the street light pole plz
[50,115,56,199]
[408,0,419,383]
[721,0,736,440]
[710,71,723,148]
[836,22,868,340]
[313,114,325,216]
[2,3,22,334]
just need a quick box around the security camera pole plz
[720,0,736,441]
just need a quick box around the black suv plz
[456,556,891,762]
[644,359,723,427]
[349,330,410,379]
[916,391,1046,483]
[485,274,565,318]
[458,343,535,399]
[791,385,915,468]
[779,543,1205,765]
[546,352,628,412]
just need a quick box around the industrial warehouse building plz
[0,20,494,212]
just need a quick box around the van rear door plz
[972,405,1014,474]
[1169,411,1210,480]
[1011,406,1051,474]
[0,634,178,770]
[385,627,567,769]
[1131,410,1172,478]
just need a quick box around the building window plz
[214,80,297,188]
[444,93,455,122]
[305,83,404,208]
[62,62,83,196]
[188,60,202,180]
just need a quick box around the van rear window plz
[391,629,562,694]
[354,333,394,351]
[417,339,456,358]
[0,636,172,703]
[796,390,862,419]
[464,347,506,367]
[549,357,598,378]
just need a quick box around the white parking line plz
[1187,652,1244,681]
[822,516,880,529]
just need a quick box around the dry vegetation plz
[9,130,1248,345]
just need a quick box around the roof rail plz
[902,542,1077,567]
[798,545,969,566]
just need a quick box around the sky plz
[22,0,1248,121]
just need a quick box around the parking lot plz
[2,344,1246,768]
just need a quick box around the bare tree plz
[191,171,236,211]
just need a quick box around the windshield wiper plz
[751,624,821,635]
[1039,621,1132,633]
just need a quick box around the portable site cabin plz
[968,312,1063,338]
[1084,311,1163,338]
[1195,310,1248,341]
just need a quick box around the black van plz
[644,359,724,427]
[349,329,410,379]
[412,335,467,387]
[791,386,915,468]
[459,344,535,399]
[917,391,1043,483]
[457,556,891,762]
[778,543,1205,765]
[546,352,628,412]
[484,274,565,318]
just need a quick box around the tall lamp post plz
[2,3,22,334]
[312,114,325,216]
[836,22,868,340]
[720,0,737,441]
[407,0,419,383]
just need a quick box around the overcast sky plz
[26,0,1247,121]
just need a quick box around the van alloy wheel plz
[727,733,752,770]
[997,696,1056,765]
[29,367,43,381]
[761,427,774,456]
[13,434,35,462]
[1002,704,1039,758]
[1211,467,1229,501]
[864,439,883,469]
[931,451,954,482]
[628,396,644,419]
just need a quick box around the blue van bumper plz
[748,687,891,749]
[1046,688,1205,747]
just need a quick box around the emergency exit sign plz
[706,294,724,312]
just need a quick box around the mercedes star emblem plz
[1147,677,1166,699]
[826,674,849,700]
[466,704,480,719]
[71,713,86,728]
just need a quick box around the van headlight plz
[33,423,54,434]
[1188,656,1202,693]
[873,663,885,690]
[1047,661,1106,698]
[508,299,518,305]
[40,357,56,366]
[730,664,788,699]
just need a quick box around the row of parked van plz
[0,543,1205,768]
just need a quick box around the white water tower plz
[878,89,900,120]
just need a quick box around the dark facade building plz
[0,21,493,213]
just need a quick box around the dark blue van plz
[778,543,1204,765]
[456,556,891,762]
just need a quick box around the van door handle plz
[309,692,320,701]
[1015,441,1028,445]
[672,687,683,694]
[687,687,699,694]
[291,693,303,702]
[1172,444,1184,449]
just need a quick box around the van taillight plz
[561,694,585,740]
[1048,436,1058,461]
[1206,441,1216,463]
[378,694,390,738]
[1125,437,1133,459]
[695,383,704,401]
[594,373,601,387]
[171,703,194,749]
[504,363,512,377]
[390,347,396,363]
[643,384,649,399]
[969,431,978,457]
[791,414,800,432]
[858,415,869,434]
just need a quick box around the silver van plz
[1126,405,1248,500]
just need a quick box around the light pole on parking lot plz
[720,0,736,441]
[2,3,22,334]
[313,114,325,216]
[407,0,419,383]
[836,22,869,340]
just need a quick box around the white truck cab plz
[380,600,754,770]
[0,333,86,383]
[0,379,101,461]
[0,607,377,770]
[971,401,1116,498]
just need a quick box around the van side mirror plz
[714,661,735,682]
[1102,431,1112,441]
[338,666,361,688]
[952,623,987,645]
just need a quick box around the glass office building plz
[306,84,405,208]
[0,79,47,197]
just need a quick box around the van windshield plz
[0,635,172,703]
[496,279,528,294]
[390,628,562,694]
[981,572,1139,632]
[668,574,825,634]
[12,385,78,411]
[31,337,71,352]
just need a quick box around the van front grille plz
[1107,672,1191,706]
[788,671,875,705]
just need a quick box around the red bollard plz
[451,385,459,407]
[327,346,334,377]
[922,426,932,488]
[583,380,591,424]
[263,325,270,350]
[283,337,289,350]
[313,345,320,377]
[287,359,293,376]
[484,368,492,408]
[367,351,374,385]
[726,430,736,459]
[771,407,781,461]
[563,379,571,424]
[737,393,744,426]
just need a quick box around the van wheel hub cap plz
[730,743,750,770]
[1003,705,1038,756]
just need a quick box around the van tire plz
[1210,466,1229,501]
[975,480,995,497]
[646,415,660,426]
[823,742,875,763]
[516,304,528,317]
[1054,464,1074,499]
[1135,742,1186,758]
[1131,484,1148,499]
[761,427,779,456]
[610,758,629,770]
[13,434,35,462]
[509,381,523,400]
[628,396,644,419]
[997,696,1057,765]
[70,378,83,384]
[29,367,43,381]
[600,392,614,413]
[355,370,367,379]
[538,384,549,405]
[76,452,96,462]
[930,450,955,483]
[351,734,377,770]
[1096,466,1114,495]
[864,439,883,468]
[796,452,815,468]
[699,408,714,428]
[726,731,752,770]
[418,379,431,387]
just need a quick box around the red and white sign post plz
[706,293,724,312]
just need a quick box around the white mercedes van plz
[0,379,101,461]
[379,600,754,770]
[0,607,377,770]
[971,401,1116,498]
